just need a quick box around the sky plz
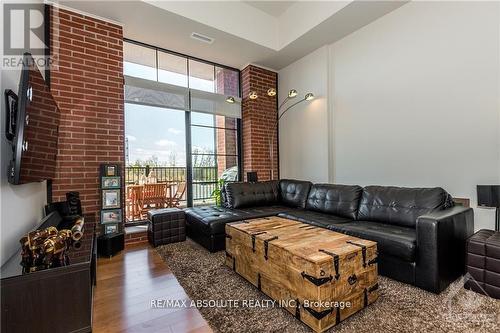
[124,61,233,167]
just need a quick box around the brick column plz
[49,7,124,223]
[241,65,278,181]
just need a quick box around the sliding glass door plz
[124,103,187,191]
[190,112,239,205]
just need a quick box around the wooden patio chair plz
[125,186,134,221]
[140,183,168,218]
[168,182,186,208]
[126,185,143,221]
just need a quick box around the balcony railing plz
[125,166,217,201]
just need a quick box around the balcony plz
[125,166,218,222]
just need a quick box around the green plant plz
[211,178,226,207]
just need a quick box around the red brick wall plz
[241,65,278,181]
[49,7,124,223]
[215,118,237,175]
[124,230,148,246]
[215,67,239,97]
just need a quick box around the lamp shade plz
[477,185,500,208]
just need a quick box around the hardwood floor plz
[93,243,212,333]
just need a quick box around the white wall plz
[279,1,500,230]
[0,3,48,265]
[278,46,330,183]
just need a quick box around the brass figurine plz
[19,218,85,273]
[43,230,71,254]
[42,230,73,267]
[28,226,58,250]
[71,218,84,241]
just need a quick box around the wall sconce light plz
[225,96,235,103]
[267,88,276,97]
[249,91,258,100]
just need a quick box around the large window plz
[123,42,156,81]
[125,104,186,167]
[123,40,241,218]
[191,112,239,201]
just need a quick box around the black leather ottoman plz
[147,208,186,247]
[465,229,500,299]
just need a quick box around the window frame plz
[124,39,240,85]
[123,39,243,207]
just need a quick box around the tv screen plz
[7,53,60,184]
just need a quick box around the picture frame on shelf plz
[102,189,120,209]
[101,176,121,189]
[104,223,119,235]
[101,209,122,224]
[102,164,120,177]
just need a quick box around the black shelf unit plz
[1,212,96,333]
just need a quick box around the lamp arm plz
[278,98,306,121]
[278,96,291,111]
[269,97,307,180]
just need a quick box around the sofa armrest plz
[415,206,474,293]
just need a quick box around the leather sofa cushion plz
[278,210,351,228]
[184,205,291,235]
[279,179,312,208]
[357,186,453,228]
[330,221,417,262]
[185,207,243,235]
[306,184,363,219]
[225,181,279,208]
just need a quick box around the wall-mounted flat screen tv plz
[4,53,60,185]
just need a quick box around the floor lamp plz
[269,90,314,180]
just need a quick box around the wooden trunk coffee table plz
[225,216,379,332]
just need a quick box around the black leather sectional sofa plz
[185,179,474,293]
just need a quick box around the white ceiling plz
[58,1,408,70]
[244,1,297,17]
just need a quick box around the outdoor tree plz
[192,148,201,167]
[168,151,177,166]
[144,155,160,167]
